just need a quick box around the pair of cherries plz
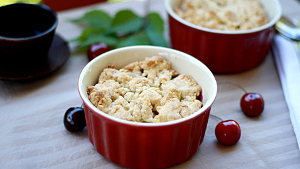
[64,43,265,147]
[214,85,264,146]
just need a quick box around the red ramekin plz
[165,0,282,73]
[78,46,217,168]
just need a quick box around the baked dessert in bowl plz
[78,46,217,168]
[165,0,282,73]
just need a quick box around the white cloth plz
[272,35,300,150]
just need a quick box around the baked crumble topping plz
[87,56,202,123]
[175,0,268,31]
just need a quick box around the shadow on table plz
[0,65,67,99]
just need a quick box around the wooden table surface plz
[1,0,300,168]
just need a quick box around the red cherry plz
[87,42,110,61]
[240,93,264,117]
[215,120,241,146]
[64,107,86,132]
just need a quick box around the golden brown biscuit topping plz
[175,0,268,31]
[87,56,202,123]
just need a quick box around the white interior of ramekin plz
[165,0,282,34]
[78,46,217,127]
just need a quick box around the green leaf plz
[117,31,150,48]
[146,13,165,34]
[71,28,105,42]
[80,34,119,48]
[70,9,168,51]
[146,30,168,47]
[111,10,144,34]
[71,10,112,30]
[145,12,168,47]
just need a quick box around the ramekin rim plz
[164,0,282,35]
[78,45,217,127]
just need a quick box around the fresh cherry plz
[64,107,86,132]
[240,93,264,117]
[214,118,241,146]
[218,82,264,117]
[87,42,110,61]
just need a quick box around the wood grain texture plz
[1,0,300,168]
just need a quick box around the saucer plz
[0,34,70,81]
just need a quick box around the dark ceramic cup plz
[0,3,58,65]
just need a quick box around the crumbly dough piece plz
[87,56,202,123]
[175,0,268,31]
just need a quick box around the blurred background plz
[42,0,107,11]
[1,0,299,12]
[0,0,135,11]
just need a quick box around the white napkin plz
[272,34,300,150]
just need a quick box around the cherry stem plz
[209,114,223,122]
[217,81,247,94]
[81,103,84,109]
